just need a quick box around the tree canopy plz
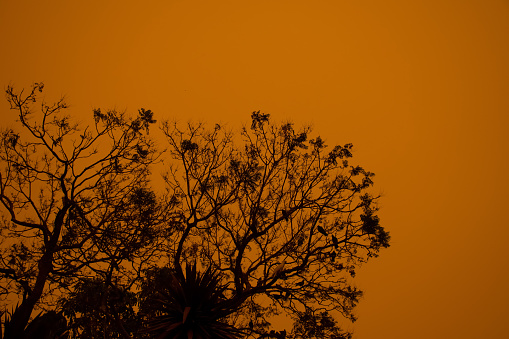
[0,84,389,339]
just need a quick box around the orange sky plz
[1,1,509,338]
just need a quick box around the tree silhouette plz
[158,110,390,338]
[60,278,139,338]
[0,85,390,338]
[0,84,165,338]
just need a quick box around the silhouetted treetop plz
[0,83,389,339]
[160,109,389,338]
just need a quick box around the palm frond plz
[142,262,244,339]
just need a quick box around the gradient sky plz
[1,1,509,338]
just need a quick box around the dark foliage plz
[0,84,390,339]
[60,279,138,338]
[140,262,244,339]
[0,83,164,338]
[160,113,389,338]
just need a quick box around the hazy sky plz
[1,1,508,338]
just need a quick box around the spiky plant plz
[141,262,243,339]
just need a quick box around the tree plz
[158,111,390,338]
[0,84,390,338]
[291,309,352,339]
[0,83,166,338]
[60,278,139,338]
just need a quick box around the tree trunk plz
[4,204,68,338]
[4,252,53,339]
